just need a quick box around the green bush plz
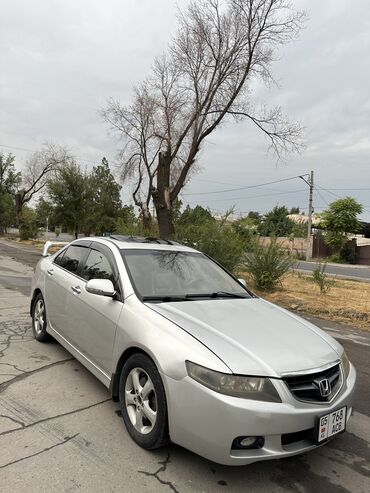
[243,238,295,291]
[176,213,245,272]
[312,263,335,295]
[19,207,38,240]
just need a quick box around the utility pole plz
[299,171,314,260]
[306,171,314,260]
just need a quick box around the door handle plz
[47,268,54,276]
[71,285,81,295]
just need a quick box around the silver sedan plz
[30,235,356,465]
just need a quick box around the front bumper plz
[162,363,356,465]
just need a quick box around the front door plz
[70,245,123,375]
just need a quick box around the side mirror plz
[238,278,247,287]
[86,279,116,298]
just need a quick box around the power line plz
[183,174,308,196]
[182,188,307,204]
[315,184,370,213]
[314,187,329,206]
[321,187,370,191]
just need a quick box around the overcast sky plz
[1,0,369,220]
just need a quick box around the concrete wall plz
[356,245,370,265]
[258,236,310,257]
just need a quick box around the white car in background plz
[30,235,356,465]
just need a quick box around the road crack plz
[0,414,25,428]
[138,452,180,493]
[0,398,111,437]
[0,433,79,470]
[0,358,73,395]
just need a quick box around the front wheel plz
[31,293,50,342]
[119,353,169,450]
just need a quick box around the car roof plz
[78,235,199,253]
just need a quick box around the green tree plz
[177,205,214,229]
[258,206,294,237]
[0,153,21,234]
[176,208,244,272]
[247,211,262,225]
[48,164,88,239]
[19,206,38,240]
[85,157,122,235]
[115,205,140,235]
[321,197,363,251]
[35,197,56,230]
[231,216,258,247]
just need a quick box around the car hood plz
[147,298,343,376]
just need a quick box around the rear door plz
[44,242,90,340]
[70,242,123,374]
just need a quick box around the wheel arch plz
[110,346,159,402]
[30,288,42,316]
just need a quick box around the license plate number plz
[317,406,346,443]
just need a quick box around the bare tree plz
[103,0,305,239]
[15,143,73,224]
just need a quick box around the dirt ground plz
[243,272,370,331]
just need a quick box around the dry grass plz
[241,272,370,331]
[5,238,64,254]
[15,239,45,250]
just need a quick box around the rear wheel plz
[119,353,169,450]
[31,293,50,342]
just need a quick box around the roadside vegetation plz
[254,272,370,330]
[312,263,335,295]
[0,0,367,330]
[243,239,295,291]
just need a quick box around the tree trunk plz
[152,151,175,240]
[141,202,152,232]
[15,190,26,227]
[157,207,174,239]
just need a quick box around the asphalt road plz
[296,261,370,282]
[0,239,369,493]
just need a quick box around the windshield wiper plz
[142,295,189,303]
[185,291,249,299]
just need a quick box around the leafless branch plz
[102,0,306,236]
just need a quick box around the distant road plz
[296,260,370,282]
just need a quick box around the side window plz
[57,245,87,274]
[81,249,114,283]
[54,250,65,266]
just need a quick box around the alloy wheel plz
[125,367,157,434]
[34,299,45,334]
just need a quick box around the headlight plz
[186,361,281,402]
[342,352,351,378]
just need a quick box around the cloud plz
[0,0,369,220]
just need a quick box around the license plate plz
[317,406,346,443]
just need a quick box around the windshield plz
[121,249,251,301]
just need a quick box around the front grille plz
[283,363,342,403]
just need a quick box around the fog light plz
[232,436,264,450]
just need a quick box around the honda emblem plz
[318,378,331,397]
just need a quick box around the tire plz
[31,293,50,342]
[119,353,169,450]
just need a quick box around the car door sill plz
[47,323,111,388]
